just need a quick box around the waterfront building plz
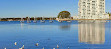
[78,20,105,44]
[78,0,109,19]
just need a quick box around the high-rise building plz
[78,0,109,19]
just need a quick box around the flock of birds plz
[4,42,70,49]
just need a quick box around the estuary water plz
[0,20,111,49]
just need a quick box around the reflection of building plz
[78,20,105,44]
[78,0,109,19]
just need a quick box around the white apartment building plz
[78,0,109,19]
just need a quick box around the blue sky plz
[0,0,111,18]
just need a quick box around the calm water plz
[0,20,111,49]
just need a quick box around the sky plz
[0,0,111,18]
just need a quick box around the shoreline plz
[0,17,111,21]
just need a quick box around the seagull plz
[4,48,6,49]
[14,42,17,45]
[42,47,44,49]
[19,48,22,49]
[35,43,39,46]
[57,44,59,48]
[19,45,24,49]
[22,45,24,49]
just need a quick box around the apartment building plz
[78,0,109,19]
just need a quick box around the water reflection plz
[20,23,24,29]
[78,20,105,44]
[59,25,70,30]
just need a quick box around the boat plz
[33,17,37,23]
[27,17,31,23]
[41,17,45,23]
[49,20,53,23]
[49,17,53,23]
[20,18,24,23]
[41,20,45,23]
[67,20,71,22]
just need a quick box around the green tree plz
[58,11,71,19]
[109,13,111,16]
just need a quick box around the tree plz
[109,13,111,16]
[58,11,71,19]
